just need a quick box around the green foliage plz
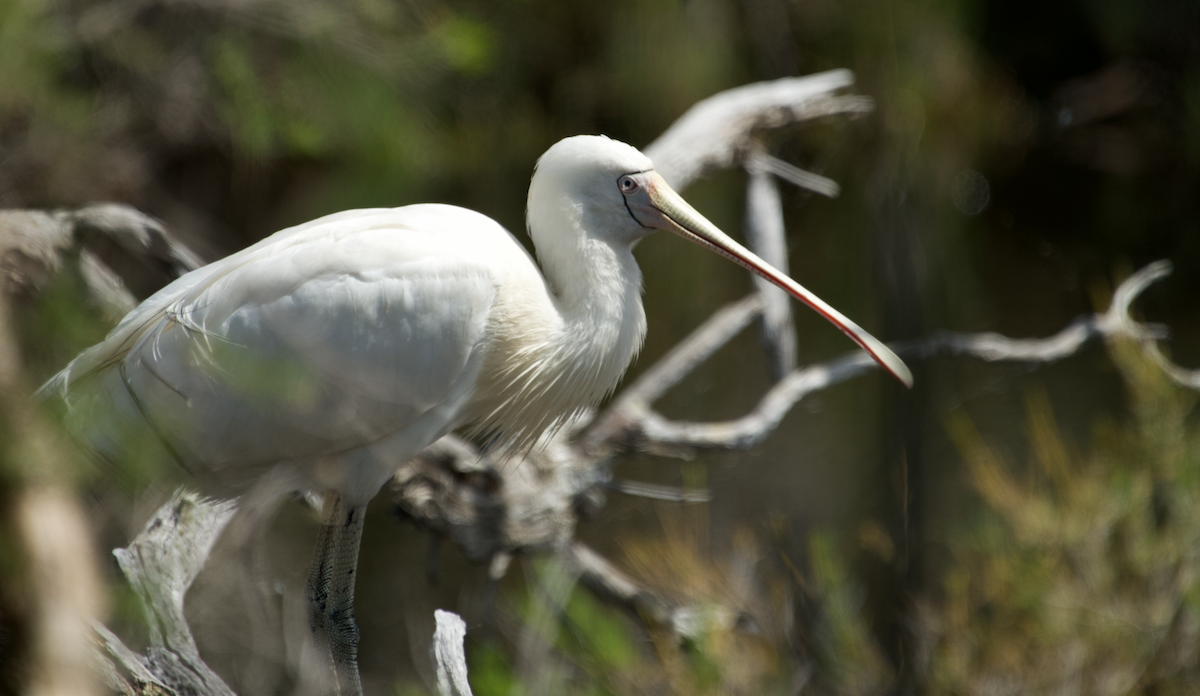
[0,0,753,227]
[433,16,496,76]
[466,641,521,696]
[0,0,75,114]
[465,522,793,696]
[0,0,109,205]
[467,558,653,696]
[805,532,893,695]
[13,263,114,380]
[209,33,279,159]
[561,589,639,673]
[922,338,1200,694]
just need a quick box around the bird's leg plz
[306,492,367,696]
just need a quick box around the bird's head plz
[527,135,658,250]
[527,135,914,388]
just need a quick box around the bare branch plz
[0,210,74,293]
[107,491,238,696]
[745,146,798,379]
[644,70,874,190]
[64,203,203,275]
[0,266,108,696]
[607,480,712,503]
[432,610,473,696]
[1103,260,1200,388]
[0,204,200,319]
[90,621,173,696]
[602,260,1191,452]
[634,350,879,451]
[581,294,763,456]
[561,543,741,640]
[754,152,841,198]
[562,542,675,627]
[1145,343,1200,389]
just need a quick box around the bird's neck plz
[547,241,642,325]
[537,208,648,373]
[463,215,647,451]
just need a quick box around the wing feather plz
[46,205,514,493]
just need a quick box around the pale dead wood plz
[644,70,874,188]
[588,261,1187,452]
[97,490,238,696]
[744,146,798,380]
[432,610,473,696]
[0,203,200,319]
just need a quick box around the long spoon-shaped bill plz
[622,171,913,389]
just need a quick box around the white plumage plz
[44,135,910,693]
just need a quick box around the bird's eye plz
[618,176,639,193]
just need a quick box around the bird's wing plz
[42,208,409,393]
[49,206,521,485]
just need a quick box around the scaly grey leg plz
[306,493,366,696]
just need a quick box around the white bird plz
[43,135,911,694]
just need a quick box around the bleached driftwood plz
[94,491,237,696]
[432,610,473,696]
[0,203,201,317]
[644,70,872,188]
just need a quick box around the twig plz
[562,543,740,639]
[563,542,674,627]
[752,149,841,198]
[607,480,712,503]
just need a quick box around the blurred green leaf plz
[435,16,496,76]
